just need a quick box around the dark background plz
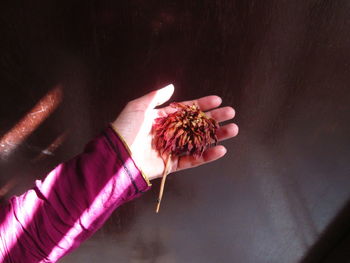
[1,0,350,262]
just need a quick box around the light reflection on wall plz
[0,86,63,159]
[31,131,68,162]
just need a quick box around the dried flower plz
[152,102,219,158]
[153,102,219,213]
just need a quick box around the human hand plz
[111,84,238,181]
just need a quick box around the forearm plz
[0,127,151,263]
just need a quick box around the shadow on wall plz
[301,199,350,263]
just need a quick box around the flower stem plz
[156,154,172,213]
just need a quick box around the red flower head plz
[152,102,219,158]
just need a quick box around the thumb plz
[153,84,175,107]
[135,84,175,109]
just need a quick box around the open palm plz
[112,84,238,181]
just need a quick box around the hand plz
[112,84,238,181]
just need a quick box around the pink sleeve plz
[0,127,151,263]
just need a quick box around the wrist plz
[109,123,152,186]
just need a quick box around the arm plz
[0,84,238,263]
[0,127,150,263]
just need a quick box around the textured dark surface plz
[1,1,350,262]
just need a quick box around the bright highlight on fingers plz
[153,84,175,107]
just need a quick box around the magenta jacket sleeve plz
[0,127,151,263]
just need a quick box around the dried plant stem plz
[156,154,172,213]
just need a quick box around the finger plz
[160,95,223,115]
[205,106,235,123]
[216,123,239,142]
[152,84,175,107]
[180,95,222,111]
[176,145,227,171]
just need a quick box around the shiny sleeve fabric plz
[0,127,151,263]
